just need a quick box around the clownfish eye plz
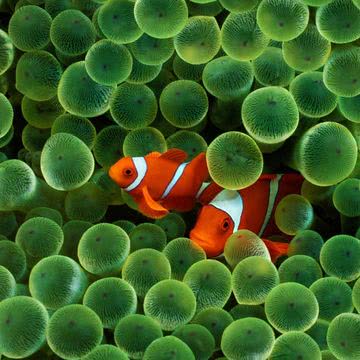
[221,218,231,231]
[123,168,133,177]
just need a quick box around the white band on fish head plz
[124,157,147,192]
[210,189,243,232]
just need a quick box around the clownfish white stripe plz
[195,182,211,200]
[258,174,283,237]
[210,189,243,232]
[125,157,147,192]
[161,162,189,199]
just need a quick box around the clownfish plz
[109,149,209,219]
[190,173,305,261]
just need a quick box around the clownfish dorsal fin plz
[140,185,169,218]
[146,151,162,158]
[159,149,188,163]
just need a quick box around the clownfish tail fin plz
[191,152,209,181]
[262,238,289,263]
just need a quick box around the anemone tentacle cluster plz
[0,0,360,359]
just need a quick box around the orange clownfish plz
[190,173,305,261]
[109,149,209,219]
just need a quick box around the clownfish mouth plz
[189,230,209,248]
[108,166,126,188]
[190,230,221,257]
[108,166,119,183]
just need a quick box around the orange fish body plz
[190,173,304,261]
[109,149,209,219]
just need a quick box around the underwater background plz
[0,0,360,359]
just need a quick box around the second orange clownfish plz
[190,173,305,261]
[108,149,209,219]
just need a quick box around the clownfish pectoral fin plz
[159,149,188,163]
[139,186,169,219]
[190,152,209,180]
[262,238,289,263]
